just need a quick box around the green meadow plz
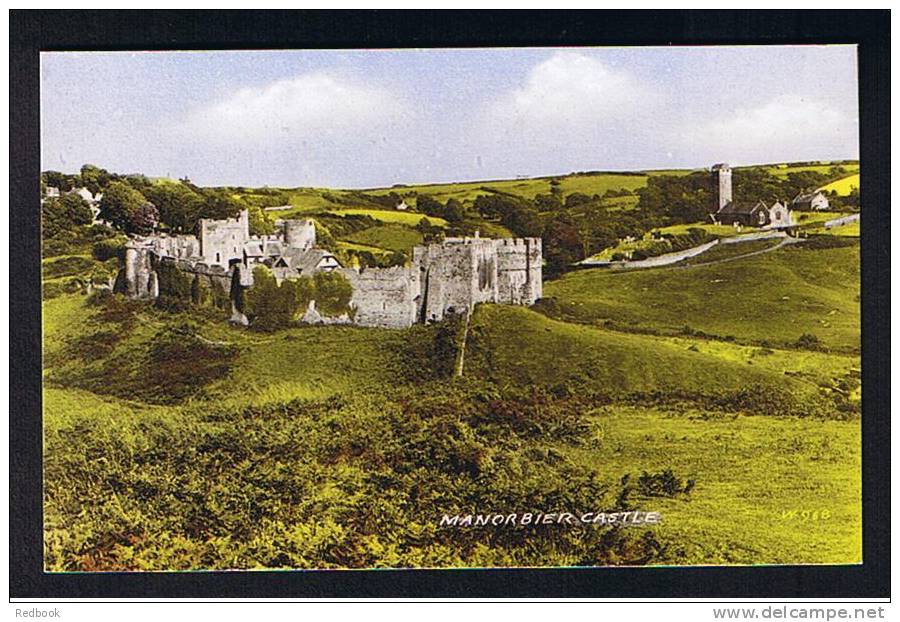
[42,161,861,571]
[819,174,860,196]
[543,242,860,352]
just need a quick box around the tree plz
[98,181,149,234]
[443,198,465,223]
[200,189,245,221]
[543,213,585,277]
[312,271,353,317]
[248,205,276,236]
[129,202,160,235]
[502,207,543,238]
[42,170,78,193]
[564,192,592,208]
[80,164,113,195]
[416,195,444,219]
[534,193,563,212]
[143,183,205,233]
[42,193,94,238]
[243,266,305,331]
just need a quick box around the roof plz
[711,163,731,171]
[263,241,283,256]
[243,241,265,257]
[276,248,340,274]
[792,191,825,204]
[716,200,767,216]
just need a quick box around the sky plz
[41,46,859,189]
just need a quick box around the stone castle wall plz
[342,266,420,329]
[199,211,249,266]
[495,237,542,305]
[121,230,543,330]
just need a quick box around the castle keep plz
[120,210,542,329]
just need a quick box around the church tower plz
[711,163,733,213]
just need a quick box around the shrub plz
[92,238,126,262]
[795,333,822,350]
[45,386,671,570]
[312,271,353,318]
[145,321,238,403]
[634,469,695,497]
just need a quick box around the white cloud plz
[485,51,654,130]
[179,72,408,145]
[468,51,659,175]
[675,95,858,164]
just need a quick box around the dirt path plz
[454,308,473,377]
[674,237,803,270]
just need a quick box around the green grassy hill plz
[235,160,860,262]
[467,305,814,399]
[819,173,860,196]
[543,241,860,352]
[41,158,862,571]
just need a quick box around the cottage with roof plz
[791,190,830,211]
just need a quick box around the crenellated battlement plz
[120,212,543,329]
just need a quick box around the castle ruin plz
[119,210,542,329]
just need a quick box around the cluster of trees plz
[637,165,858,223]
[468,191,657,277]
[241,266,353,332]
[43,164,277,239]
[42,193,94,238]
[415,195,465,223]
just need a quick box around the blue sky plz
[41,46,859,188]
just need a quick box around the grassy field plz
[43,236,861,568]
[677,238,781,266]
[654,223,739,237]
[343,224,425,253]
[42,159,862,571]
[568,406,860,565]
[819,174,860,196]
[468,305,840,402]
[544,242,860,351]
[814,221,860,238]
[764,162,859,179]
[363,172,657,204]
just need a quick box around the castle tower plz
[711,163,732,213]
[199,210,250,266]
[283,219,316,251]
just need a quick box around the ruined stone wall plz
[283,219,316,251]
[495,237,542,305]
[121,230,544,330]
[123,245,156,299]
[199,210,249,266]
[342,266,419,329]
[148,234,200,259]
[413,238,499,323]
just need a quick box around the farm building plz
[791,190,830,211]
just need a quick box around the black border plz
[10,9,890,599]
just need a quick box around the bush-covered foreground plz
[45,384,676,570]
[43,270,861,569]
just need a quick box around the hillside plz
[542,240,860,352]
[41,158,862,571]
[819,173,860,196]
[466,305,822,401]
